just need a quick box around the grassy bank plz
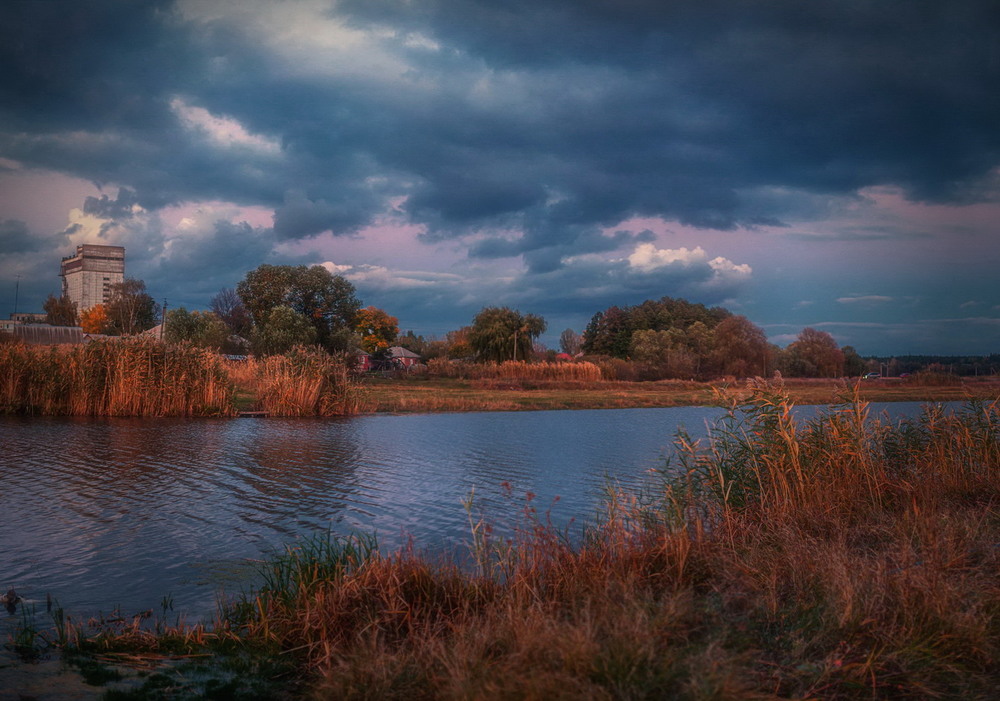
[363,373,1000,413]
[12,384,998,698]
[3,341,994,416]
[225,385,1000,698]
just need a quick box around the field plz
[362,374,1000,413]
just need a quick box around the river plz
[0,402,942,621]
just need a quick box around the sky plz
[1,0,999,355]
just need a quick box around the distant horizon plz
[2,2,999,357]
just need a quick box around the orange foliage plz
[80,304,109,334]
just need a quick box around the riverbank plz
[5,386,999,698]
[360,374,1000,413]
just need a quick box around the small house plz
[388,346,421,368]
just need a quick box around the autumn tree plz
[164,308,230,350]
[105,278,159,335]
[468,307,546,363]
[43,294,77,326]
[79,304,109,334]
[781,328,845,378]
[237,264,360,352]
[445,327,474,359]
[710,315,770,377]
[355,306,399,355]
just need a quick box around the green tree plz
[397,330,429,356]
[165,308,230,350]
[582,306,632,357]
[630,329,673,367]
[105,278,159,335]
[468,307,547,363]
[684,321,714,377]
[237,264,361,352]
[43,294,77,326]
[630,328,697,379]
[251,305,318,356]
[842,345,867,377]
[582,296,730,359]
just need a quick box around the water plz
[0,402,945,620]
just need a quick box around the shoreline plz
[358,376,1000,414]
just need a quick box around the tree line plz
[42,265,882,378]
[577,297,863,379]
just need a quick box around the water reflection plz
[0,402,943,620]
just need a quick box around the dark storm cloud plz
[273,191,376,239]
[0,217,67,254]
[341,0,1000,213]
[148,219,276,304]
[1,0,998,275]
[0,220,40,253]
[83,188,141,220]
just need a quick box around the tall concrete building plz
[60,244,125,311]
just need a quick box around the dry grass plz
[231,346,373,416]
[364,374,1000,413]
[0,338,234,416]
[0,341,373,418]
[427,358,603,382]
[214,382,1000,698]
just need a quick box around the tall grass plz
[222,381,1000,698]
[246,346,372,416]
[0,338,234,416]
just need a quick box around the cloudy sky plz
[1,1,999,355]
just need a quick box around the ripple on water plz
[0,403,946,619]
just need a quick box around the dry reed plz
[244,346,372,416]
[0,338,234,416]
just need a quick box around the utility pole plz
[161,299,167,341]
[13,275,20,317]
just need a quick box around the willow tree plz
[468,307,547,363]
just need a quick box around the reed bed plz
[219,381,1000,699]
[0,338,234,416]
[244,346,372,416]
